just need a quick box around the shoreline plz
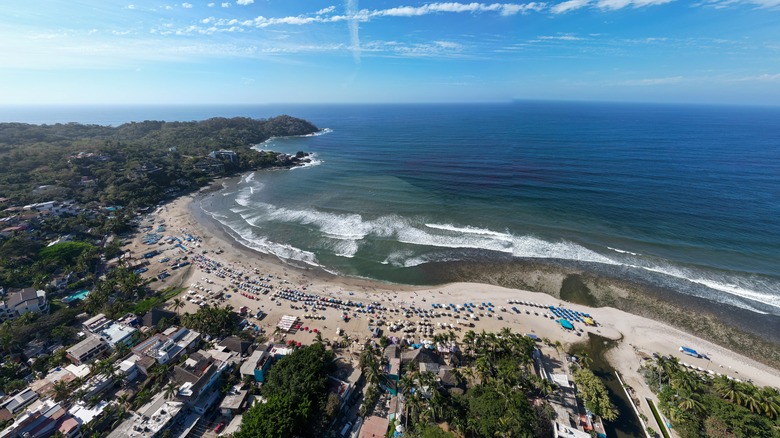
[130,187,780,393]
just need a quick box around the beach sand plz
[124,190,780,418]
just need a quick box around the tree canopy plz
[236,343,336,438]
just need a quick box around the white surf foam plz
[290,154,323,170]
[636,264,780,312]
[607,246,641,256]
[425,223,513,240]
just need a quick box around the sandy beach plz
[125,190,780,407]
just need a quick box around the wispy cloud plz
[182,2,193,9]
[551,0,591,13]
[551,0,675,12]
[625,76,684,85]
[346,0,361,63]
[222,2,231,7]
[695,0,780,8]
[370,2,546,17]
[236,0,254,5]
[733,72,780,81]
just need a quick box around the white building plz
[0,288,48,321]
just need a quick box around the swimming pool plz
[63,289,89,303]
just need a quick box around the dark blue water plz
[3,102,779,315]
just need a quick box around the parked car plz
[214,422,225,433]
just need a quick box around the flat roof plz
[359,416,390,438]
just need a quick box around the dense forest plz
[0,115,319,207]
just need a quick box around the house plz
[82,314,111,333]
[1,288,48,321]
[0,399,71,438]
[141,308,177,328]
[208,150,239,164]
[359,415,390,438]
[192,157,225,175]
[76,374,113,401]
[66,335,109,365]
[0,388,39,421]
[131,327,199,365]
[383,358,401,395]
[174,350,234,414]
[218,336,252,355]
[400,348,442,367]
[218,389,249,418]
[107,393,183,438]
[69,400,109,435]
[97,322,138,348]
[58,417,82,438]
[240,349,272,383]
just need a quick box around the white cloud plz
[551,0,591,13]
[127,4,136,9]
[596,0,631,8]
[735,72,780,81]
[182,2,193,8]
[316,6,337,14]
[371,2,546,17]
[222,2,231,7]
[165,5,173,10]
[237,0,254,5]
[695,0,780,8]
[626,76,684,85]
[538,34,584,40]
[208,2,215,6]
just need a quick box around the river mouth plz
[570,333,645,438]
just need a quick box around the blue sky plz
[2,0,779,105]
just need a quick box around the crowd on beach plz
[128,198,780,393]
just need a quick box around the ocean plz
[3,102,779,316]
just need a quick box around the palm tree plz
[578,353,594,369]
[677,391,705,415]
[172,297,184,316]
[53,380,69,402]
[713,375,745,406]
[475,356,493,383]
[164,382,178,400]
[755,387,780,419]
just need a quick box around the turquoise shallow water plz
[3,102,779,316]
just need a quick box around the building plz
[0,399,73,438]
[107,393,183,438]
[208,150,239,164]
[82,313,111,333]
[240,349,272,383]
[97,322,138,348]
[66,335,109,365]
[358,415,390,438]
[218,389,249,418]
[0,288,48,321]
[218,336,252,355]
[0,388,39,421]
[22,200,80,217]
[174,349,235,414]
[141,308,177,328]
[131,327,200,365]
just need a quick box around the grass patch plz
[130,286,185,315]
[646,398,670,438]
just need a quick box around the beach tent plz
[679,346,700,358]
[559,319,574,330]
[583,317,595,326]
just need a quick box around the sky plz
[1,0,779,105]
